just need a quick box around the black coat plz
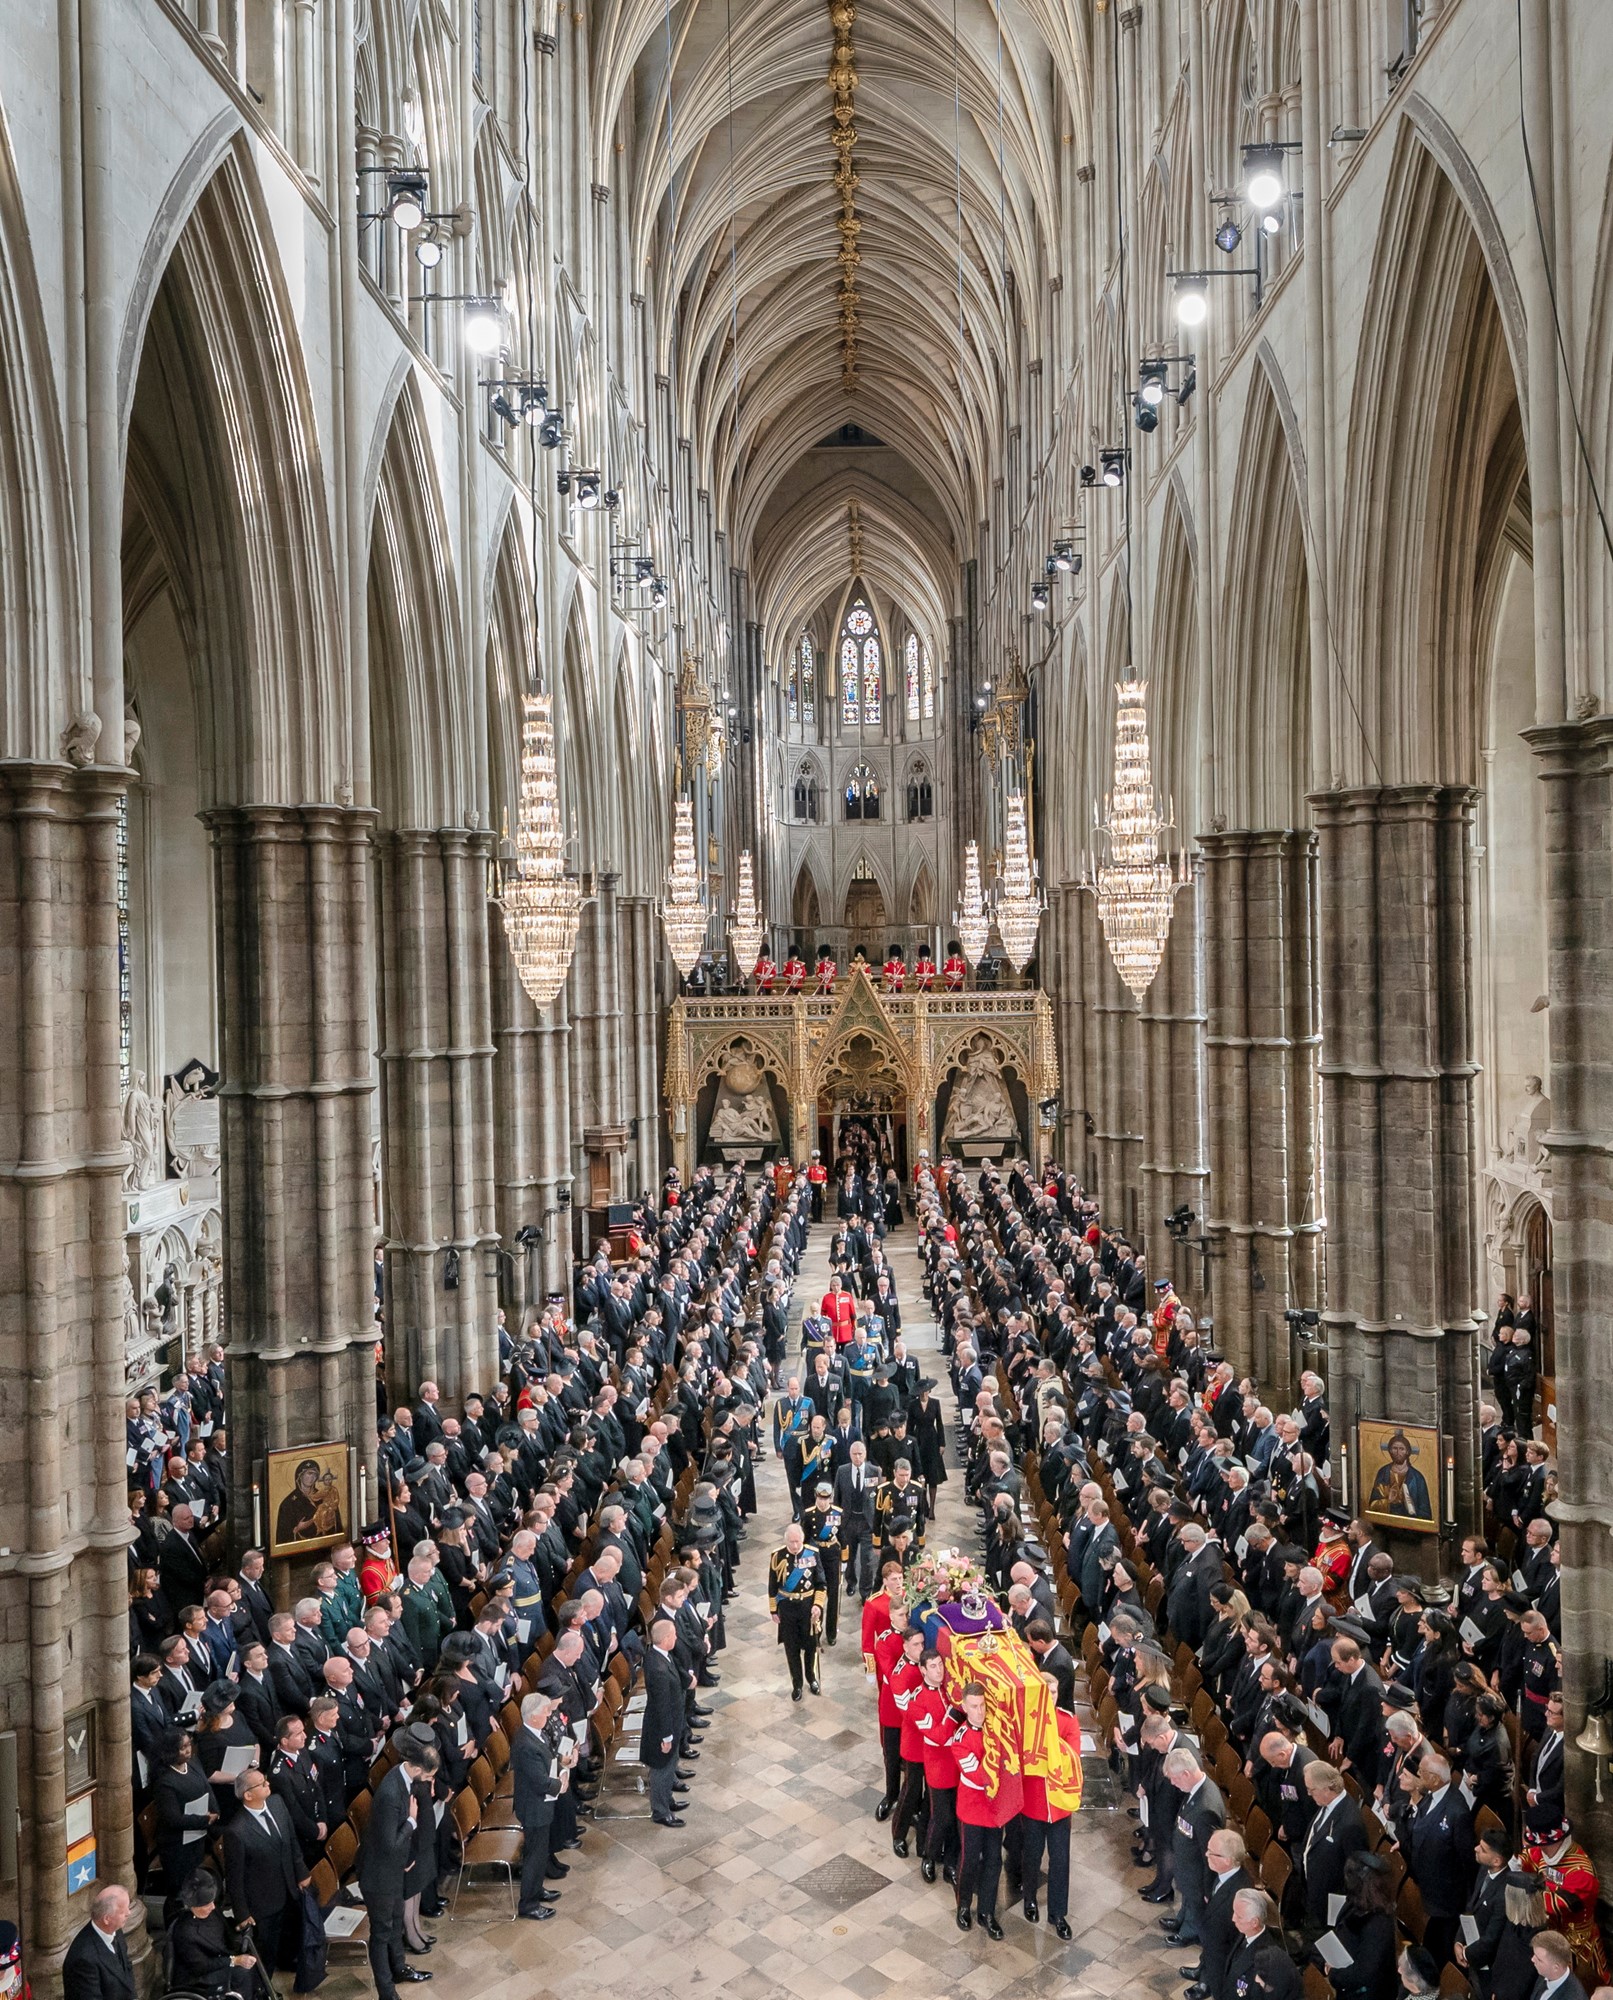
[1171,1777,1227,1929]
[1326,1908,1398,2000]
[906,1398,947,1486]
[61,1925,138,2000]
[1199,1867,1252,1998]
[357,1762,418,1911]
[1403,1786,1474,1920]
[1300,1797,1369,1925]
[222,1798,302,1925]
[510,1723,563,1830]
[1220,1935,1301,2000]
[640,1648,684,1768]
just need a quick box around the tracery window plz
[788,634,816,725]
[845,763,881,821]
[906,762,934,822]
[839,598,882,726]
[921,643,934,718]
[905,634,921,721]
[792,762,822,823]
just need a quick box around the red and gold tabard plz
[815,954,838,994]
[1152,1287,1180,1359]
[882,957,906,993]
[753,955,777,993]
[1522,1839,1609,1981]
[782,955,807,994]
[943,954,967,991]
[939,1626,1081,1825]
[772,1159,794,1202]
[913,954,937,991]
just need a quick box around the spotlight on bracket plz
[1030,580,1051,611]
[462,296,505,354]
[1100,448,1129,488]
[385,170,428,232]
[1214,217,1243,255]
[1243,143,1286,212]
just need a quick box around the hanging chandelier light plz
[994,789,1044,972]
[500,690,582,1007]
[729,848,766,969]
[1091,678,1184,997]
[954,840,990,965]
[661,795,708,974]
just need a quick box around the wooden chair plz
[1191,1689,1216,1733]
[346,1789,373,1841]
[447,1790,523,1918]
[1202,1714,1229,1765]
[1396,1876,1427,1944]
[1240,1802,1271,1860]
[324,1820,360,1885]
[1260,1841,1292,1920]
[309,1857,369,1955]
[1437,1967,1469,2000]
[1474,1803,1506,1842]
[1302,1965,1335,2000]
[1226,1772,1258,1827]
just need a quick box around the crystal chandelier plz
[661,795,708,974]
[994,790,1044,972]
[954,840,990,964]
[499,691,582,1008]
[729,848,765,969]
[1091,678,1182,997]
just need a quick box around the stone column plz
[1525,716,1613,1831]
[1047,886,1092,1182]
[0,763,143,1977]
[1312,786,1480,1545]
[622,894,664,1192]
[1081,890,1144,1238]
[208,804,380,1520]
[568,877,629,1201]
[1201,828,1321,1389]
[374,827,498,1401]
[1139,866,1210,1308]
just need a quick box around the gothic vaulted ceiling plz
[589,0,1090,661]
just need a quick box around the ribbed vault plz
[591,0,1085,670]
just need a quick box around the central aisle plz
[368,1215,1182,2000]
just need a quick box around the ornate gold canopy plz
[663,960,1059,1177]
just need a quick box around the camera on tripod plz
[1282,1307,1320,1329]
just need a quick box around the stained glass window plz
[841,635,859,724]
[904,635,920,720]
[800,634,815,722]
[787,660,799,723]
[922,644,934,718]
[862,636,881,722]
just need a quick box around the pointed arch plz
[367,373,468,828]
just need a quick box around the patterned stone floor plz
[320,1217,1183,2000]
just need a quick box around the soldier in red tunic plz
[753,952,778,993]
[783,950,807,994]
[942,940,967,991]
[882,947,906,994]
[815,947,838,995]
[913,948,937,991]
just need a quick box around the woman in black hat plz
[152,1727,215,1901]
[1460,1692,1516,1824]
[435,1509,480,1627]
[907,1379,947,1513]
[194,1685,260,1825]
[1315,1850,1398,2000]
[1408,1609,1462,1745]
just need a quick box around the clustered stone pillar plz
[1526,716,1613,1830]
[1045,886,1092,1183]
[621,894,664,1194]
[1312,786,1481,1543]
[568,877,628,1201]
[1200,828,1321,1392]
[1138,868,1209,1309]
[1080,892,1145,1240]
[374,827,498,1401]
[0,763,142,1980]
[208,805,380,1521]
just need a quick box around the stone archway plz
[814,1029,908,1173]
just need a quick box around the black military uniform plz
[768,1540,827,1700]
[803,1488,845,1646]
[874,1471,928,1551]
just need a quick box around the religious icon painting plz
[266,1440,352,1556]
[1356,1418,1441,1533]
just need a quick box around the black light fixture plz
[1138,360,1168,406]
[1030,580,1051,611]
[1214,217,1242,255]
[1100,448,1129,487]
[537,412,564,450]
[1051,539,1078,571]
[1079,464,1098,488]
[384,169,428,231]
[1133,395,1159,434]
[1242,143,1287,211]
[633,555,656,583]
[649,576,669,608]
[574,470,602,509]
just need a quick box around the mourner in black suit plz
[221,1766,305,1972]
[61,1887,138,2000]
[358,1749,438,1999]
[511,1694,567,1917]
[1299,1765,1369,1926]
[1401,1755,1474,1966]
[641,1621,688,1825]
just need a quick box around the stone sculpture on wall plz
[707,1052,780,1147]
[942,1040,1019,1151]
[121,1072,165,1190]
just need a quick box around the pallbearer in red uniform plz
[873,1621,912,1822]
[911,1650,963,1882]
[943,940,967,991]
[753,951,777,993]
[949,1682,1008,1937]
[782,950,807,994]
[815,946,838,995]
[913,948,937,991]
[1015,1673,1080,1939]
[882,946,906,994]
[888,1627,929,1854]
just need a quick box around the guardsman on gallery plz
[782,951,807,995]
[815,947,838,995]
[943,942,967,991]
[882,947,906,994]
[753,952,777,994]
[913,949,937,991]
